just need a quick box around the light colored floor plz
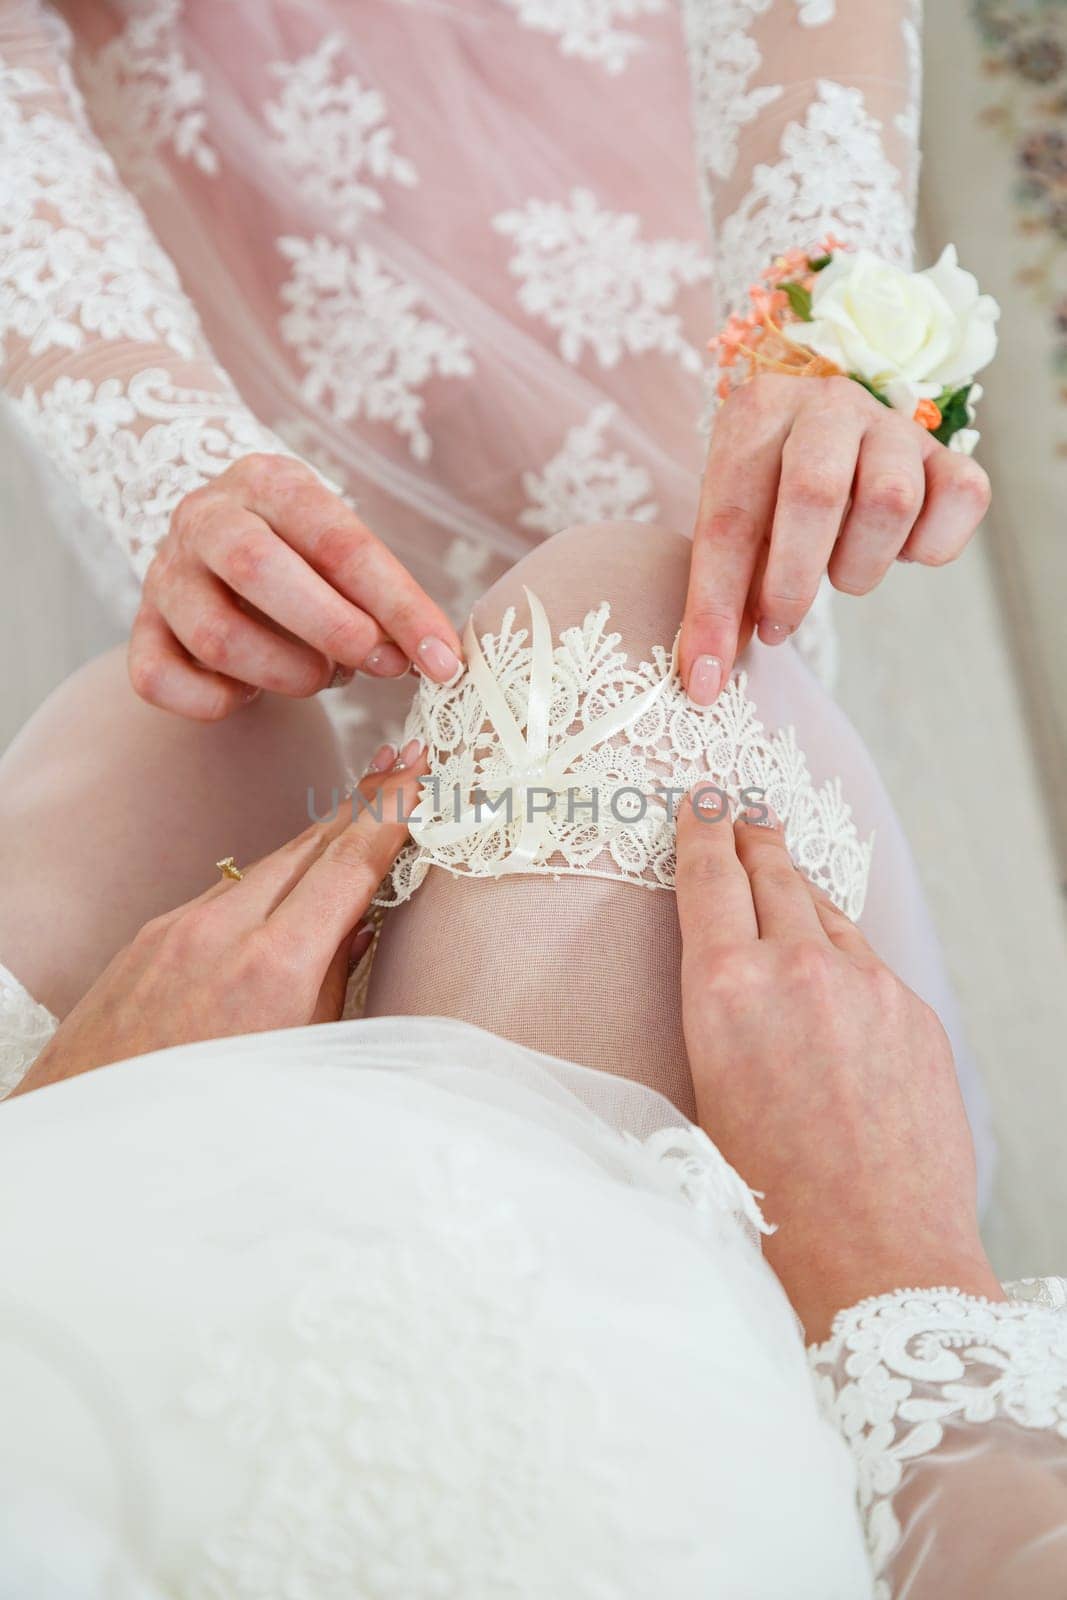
[2,420,1066,1276]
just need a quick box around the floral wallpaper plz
[972,0,1067,447]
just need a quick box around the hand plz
[130,455,464,719]
[679,374,992,705]
[674,796,1003,1340]
[12,745,426,1095]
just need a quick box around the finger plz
[681,377,794,702]
[312,925,372,1024]
[269,754,427,958]
[234,458,464,682]
[159,567,334,697]
[127,600,253,721]
[828,415,925,596]
[805,880,879,964]
[675,787,759,957]
[733,815,826,942]
[195,502,403,674]
[200,742,423,943]
[900,443,991,567]
[759,389,866,642]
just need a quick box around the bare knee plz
[537,518,689,570]
[473,520,691,639]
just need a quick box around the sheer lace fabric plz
[810,1283,1067,1598]
[1,0,921,681]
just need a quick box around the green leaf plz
[849,375,892,408]
[807,254,832,272]
[932,382,973,446]
[782,281,813,320]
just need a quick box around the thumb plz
[312,918,376,1023]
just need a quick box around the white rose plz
[789,246,1000,410]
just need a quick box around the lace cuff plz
[810,1283,1067,1597]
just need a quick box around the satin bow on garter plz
[412,588,675,877]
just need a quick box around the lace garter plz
[377,591,872,914]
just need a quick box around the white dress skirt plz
[0,1015,874,1599]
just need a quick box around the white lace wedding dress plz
[4,4,1067,1596]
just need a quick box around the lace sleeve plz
[0,0,288,584]
[679,0,922,319]
[809,1283,1067,1598]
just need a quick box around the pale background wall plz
[2,0,1066,1275]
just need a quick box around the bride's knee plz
[539,517,689,571]
[472,520,691,637]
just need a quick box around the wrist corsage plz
[711,238,1000,455]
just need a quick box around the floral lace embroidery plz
[76,0,218,190]
[492,188,711,372]
[378,599,872,913]
[277,236,475,462]
[713,80,915,316]
[14,370,287,576]
[496,0,667,75]
[519,404,660,533]
[0,960,57,1099]
[678,0,782,186]
[265,35,417,235]
[0,63,204,360]
[809,1287,1067,1597]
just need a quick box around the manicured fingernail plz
[687,654,723,708]
[392,738,424,771]
[327,665,355,689]
[348,922,375,970]
[241,685,262,704]
[362,643,409,678]
[757,619,793,646]
[365,743,396,774]
[416,636,461,683]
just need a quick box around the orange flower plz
[709,311,756,369]
[749,285,789,319]
[769,247,811,282]
[913,398,942,431]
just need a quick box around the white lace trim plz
[0,60,205,362]
[0,960,57,1099]
[809,1285,1067,1596]
[379,598,872,911]
[14,370,287,577]
[519,404,660,534]
[492,188,711,372]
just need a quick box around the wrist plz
[771,1238,1004,1344]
